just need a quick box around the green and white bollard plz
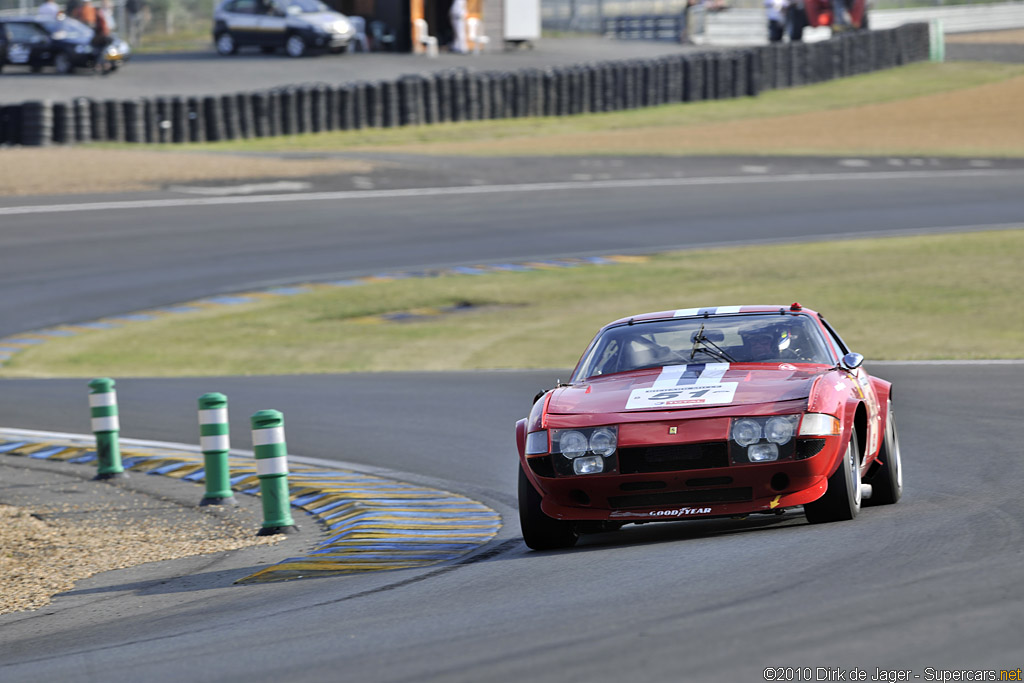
[251,409,297,536]
[198,392,236,506]
[88,377,126,480]
[929,19,946,63]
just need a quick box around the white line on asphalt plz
[0,169,1021,217]
[167,181,313,195]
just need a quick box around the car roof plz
[600,304,820,329]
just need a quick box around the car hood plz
[548,363,825,415]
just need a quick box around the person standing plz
[448,0,468,54]
[124,0,145,45]
[37,0,61,19]
[765,0,788,42]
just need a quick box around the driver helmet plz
[739,324,786,361]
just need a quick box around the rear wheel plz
[804,431,861,524]
[54,52,74,74]
[215,32,237,55]
[285,34,307,58]
[519,464,578,550]
[865,401,902,506]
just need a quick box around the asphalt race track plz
[1,158,1023,681]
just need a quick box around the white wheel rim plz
[850,439,861,507]
[287,37,303,56]
[218,35,233,53]
[890,405,903,491]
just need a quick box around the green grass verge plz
[5,230,1021,378]
[154,62,1023,155]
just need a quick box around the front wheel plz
[215,32,237,55]
[519,464,578,550]
[865,401,902,506]
[804,430,861,524]
[285,34,307,58]
[54,51,75,74]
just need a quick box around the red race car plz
[516,303,903,550]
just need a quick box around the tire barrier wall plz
[0,24,929,147]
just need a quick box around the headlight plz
[731,419,761,447]
[799,413,840,436]
[557,430,588,459]
[589,427,617,457]
[332,19,350,33]
[573,455,604,475]
[765,416,796,445]
[549,426,618,475]
[748,443,779,462]
[730,415,800,463]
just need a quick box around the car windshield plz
[574,313,834,380]
[283,0,329,12]
[41,17,93,39]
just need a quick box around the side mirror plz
[841,352,864,370]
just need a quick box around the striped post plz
[251,410,297,535]
[198,393,236,506]
[88,378,126,479]
[929,20,945,63]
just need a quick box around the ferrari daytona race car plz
[516,304,903,550]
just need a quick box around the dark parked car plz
[213,0,356,57]
[0,15,130,74]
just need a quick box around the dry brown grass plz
[369,75,1024,158]
[0,148,377,196]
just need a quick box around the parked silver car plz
[213,0,356,57]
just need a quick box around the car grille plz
[618,442,729,474]
[796,438,826,460]
[608,487,753,509]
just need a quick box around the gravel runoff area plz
[0,452,303,616]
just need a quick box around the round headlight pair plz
[558,428,617,459]
[732,416,795,447]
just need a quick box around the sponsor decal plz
[626,363,737,410]
[779,363,797,371]
[649,507,712,517]
[668,427,677,435]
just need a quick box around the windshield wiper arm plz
[690,324,736,363]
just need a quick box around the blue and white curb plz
[0,427,502,583]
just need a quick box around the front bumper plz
[525,435,841,522]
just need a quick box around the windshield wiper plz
[689,324,736,363]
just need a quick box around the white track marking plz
[0,169,1021,217]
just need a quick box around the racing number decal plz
[626,364,737,410]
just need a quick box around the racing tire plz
[519,464,579,550]
[215,32,237,55]
[285,34,307,58]
[804,431,861,524]
[54,52,74,75]
[864,401,902,506]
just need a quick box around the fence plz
[0,23,930,146]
